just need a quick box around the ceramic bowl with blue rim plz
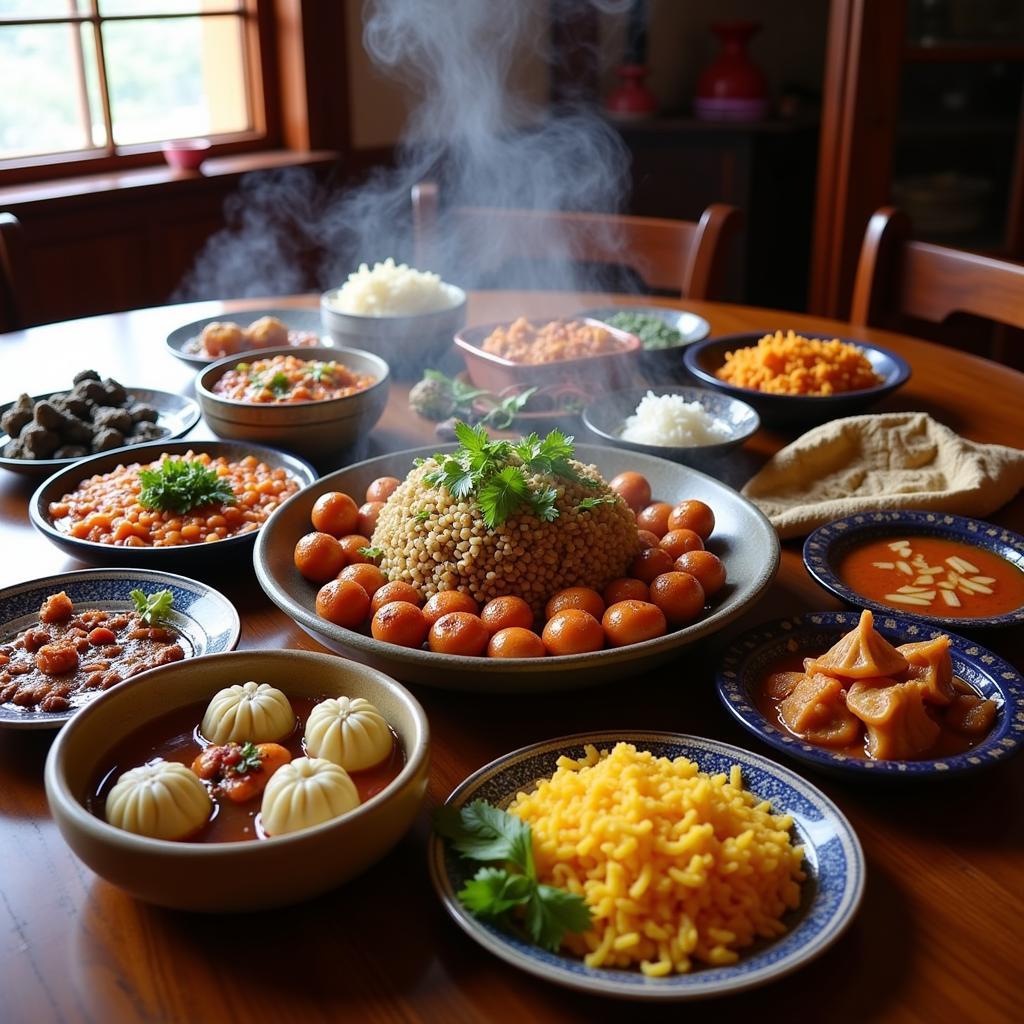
[0,568,240,730]
[582,385,760,468]
[428,730,864,1001]
[683,333,911,425]
[803,510,1024,629]
[716,610,1024,780]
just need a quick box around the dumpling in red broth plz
[779,673,862,749]
[897,636,955,706]
[846,678,941,759]
[804,610,908,681]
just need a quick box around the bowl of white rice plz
[321,259,467,379]
[583,386,759,465]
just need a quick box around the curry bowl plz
[196,346,390,459]
[44,648,430,912]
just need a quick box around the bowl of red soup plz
[44,648,429,911]
[803,511,1024,628]
[716,609,1024,779]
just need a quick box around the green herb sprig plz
[357,545,384,560]
[229,741,264,775]
[434,800,592,952]
[129,588,174,626]
[577,496,617,512]
[419,369,537,429]
[137,459,236,514]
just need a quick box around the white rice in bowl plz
[328,258,461,317]
[621,391,731,447]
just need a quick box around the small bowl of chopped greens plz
[577,306,710,378]
[196,346,390,459]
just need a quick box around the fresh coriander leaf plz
[229,741,264,775]
[485,387,538,429]
[525,884,593,952]
[414,509,430,523]
[477,465,532,528]
[357,545,383,559]
[137,459,236,514]
[267,371,291,396]
[454,419,491,458]
[433,800,535,876]
[538,429,575,463]
[458,866,533,917]
[530,486,560,523]
[129,588,175,626]
[576,496,617,512]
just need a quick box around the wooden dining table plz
[1,291,1022,1024]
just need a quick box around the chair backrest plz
[0,212,34,333]
[851,206,1024,332]
[411,182,742,300]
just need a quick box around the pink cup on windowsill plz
[161,138,211,171]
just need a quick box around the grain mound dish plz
[328,258,460,317]
[509,742,806,975]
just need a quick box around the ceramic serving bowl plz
[803,510,1024,629]
[196,346,390,459]
[166,307,326,367]
[320,286,467,380]
[582,385,759,468]
[716,610,1024,780]
[683,332,911,425]
[161,138,210,171]
[44,648,430,912]
[455,318,643,403]
[254,443,780,692]
[30,439,316,568]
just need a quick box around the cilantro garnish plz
[434,800,592,952]
[137,459,236,513]
[357,545,384,560]
[266,371,291,396]
[413,509,430,523]
[129,588,174,626]
[308,362,335,382]
[576,496,617,512]
[229,742,264,775]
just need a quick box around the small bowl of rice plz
[583,386,759,466]
[321,259,467,380]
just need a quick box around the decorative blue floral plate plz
[803,510,1024,628]
[0,569,240,730]
[428,730,864,1001]
[717,610,1024,780]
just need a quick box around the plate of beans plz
[30,440,317,567]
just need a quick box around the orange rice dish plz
[715,330,883,396]
[482,318,626,364]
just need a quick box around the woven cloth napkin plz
[742,412,1024,539]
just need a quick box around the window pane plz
[102,14,250,144]
[99,1,241,15]
[0,1,88,17]
[0,22,103,159]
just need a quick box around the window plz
[0,0,269,172]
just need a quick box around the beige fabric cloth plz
[742,412,1024,539]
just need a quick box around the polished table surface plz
[1,293,1022,1024]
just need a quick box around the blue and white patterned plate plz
[717,610,1024,779]
[428,731,864,1001]
[803,510,1024,628]
[0,569,240,730]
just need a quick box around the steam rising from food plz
[176,0,634,300]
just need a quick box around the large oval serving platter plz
[0,387,201,478]
[30,439,317,568]
[254,443,780,691]
[716,610,1024,779]
[0,568,240,730]
[166,307,325,366]
[428,731,864,1001]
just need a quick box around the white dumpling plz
[105,761,212,841]
[304,696,393,772]
[260,757,360,836]
[201,681,294,744]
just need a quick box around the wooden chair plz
[851,206,1024,335]
[411,182,742,299]
[0,213,35,333]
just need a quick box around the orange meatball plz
[358,501,385,537]
[541,609,604,656]
[371,601,428,648]
[423,590,480,626]
[488,627,546,658]
[315,579,370,628]
[545,587,605,622]
[481,596,534,633]
[629,546,675,584]
[603,577,650,605]
[649,571,706,625]
[609,471,652,513]
[659,528,704,559]
[636,502,673,537]
[338,534,374,564]
[311,491,360,537]
[636,530,662,550]
[667,500,715,540]
[428,612,490,656]
[371,580,424,614]
[39,591,74,624]
[673,550,727,596]
[294,532,346,583]
[338,563,388,599]
[35,641,79,675]
[602,600,667,647]
[365,476,400,503]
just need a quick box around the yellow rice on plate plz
[507,742,806,976]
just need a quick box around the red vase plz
[694,20,769,122]
[605,65,658,120]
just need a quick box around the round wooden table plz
[1,293,1022,1024]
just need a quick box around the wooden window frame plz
[0,0,280,187]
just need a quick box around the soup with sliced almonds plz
[836,535,1024,618]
